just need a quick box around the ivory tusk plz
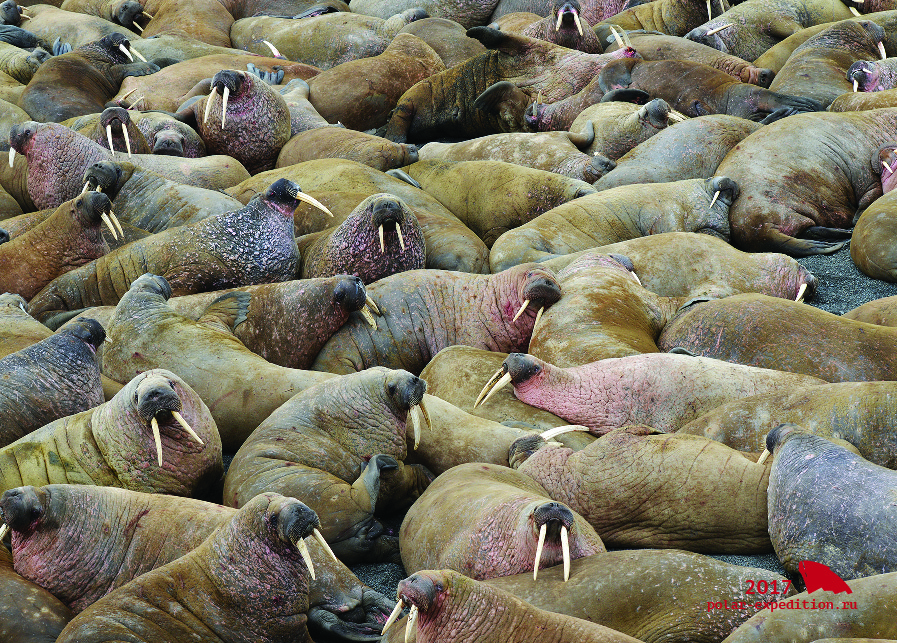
[360,306,377,329]
[128,95,144,110]
[668,110,687,122]
[120,87,137,101]
[709,190,720,208]
[313,527,338,562]
[132,22,143,32]
[292,191,334,217]
[409,404,421,450]
[382,599,405,635]
[203,91,215,126]
[122,124,132,158]
[561,525,571,581]
[573,11,583,36]
[534,305,544,328]
[100,212,118,239]
[395,222,405,251]
[795,282,807,303]
[540,425,590,440]
[533,523,547,580]
[109,210,124,237]
[609,25,625,50]
[705,23,733,36]
[706,0,712,20]
[172,411,204,445]
[96,186,102,193]
[81,181,90,195]
[555,10,563,31]
[295,537,316,580]
[262,39,282,58]
[119,43,133,61]
[365,295,380,316]
[130,47,146,62]
[512,299,530,322]
[142,11,153,19]
[150,416,163,466]
[0,524,8,541]
[419,397,431,436]
[850,6,861,15]
[19,11,30,19]
[378,224,385,254]
[883,159,894,174]
[854,78,859,92]
[221,85,229,129]
[879,41,888,60]
[7,147,12,168]
[106,124,115,156]
[477,372,512,409]
[474,368,505,408]
[757,449,770,465]
[405,605,418,643]
[105,335,112,344]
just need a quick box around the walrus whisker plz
[292,536,316,580]
[478,372,512,409]
[290,191,334,217]
[7,148,12,168]
[757,449,770,465]
[220,85,229,129]
[879,42,888,60]
[365,295,380,316]
[705,23,733,36]
[262,39,282,58]
[709,190,720,208]
[512,299,530,322]
[795,282,807,303]
[540,425,590,440]
[405,605,418,643]
[106,124,116,156]
[533,522,547,580]
[122,124,132,158]
[203,91,215,125]
[313,527,338,562]
[561,525,571,581]
[378,224,385,253]
[573,11,583,36]
[118,43,133,61]
[395,222,405,251]
[100,212,119,239]
[381,599,405,635]
[534,305,544,328]
[409,404,421,450]
[360,306,377,329]
[474,367,506,408]
[0,524,8,541]
[172,411,204,445]
[150,416,163,466]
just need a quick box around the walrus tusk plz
[294,536,316,580]
[854,79,859,92]
[705,23,733,36]
[477,372,512,409]
[360,306,377,329]
[474,367,505,408]
[19,11,30,19]
[879,42,888,60]
[132,22,143,32]
[150,416,163,466]
[0,524,7,541]
[795,282,807,303]
[110,209,123,237]
[378,224,385,253]
[533,523,547,580]
[706,0,712,20]
[203,91,215,125]
[555,10,563,31]
[609,25,625,50]
[850,6,861,15]
[540,425,590,440]
[122,124,132,158]
[119,43,133,61]
[7,148,12,168]
[572,10,583,36]
[534,305,544,328]
[709,190,720,208]
[142,10,153,19]
[396,222,405,251]
[561,525,571,581]
[172,411,204,445]
[381,599,405,635]
[405,605,418,643]
[128,96,144,110]
[512,299,530,322]
[96,186,103,193]
[120,87,137,101]
[100,212,119,239]
[408,400,430,450]
[366,295,381,316]
[313,527,338,562]
[130,46,147,62]
[262,39,282,58]
[106,124,116,156]
[105,334,113,344]
[81,181,90,195]
[757,449,770,465]
[287,187,334,217]
[221,85,229,129]
[668,110,687,122]
[883,160,894,174]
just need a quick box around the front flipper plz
[51,37,71,56]
[375,462,435,515]
[111,61,160,83]
[307,607,386,643]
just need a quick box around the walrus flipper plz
[801,226,853,241]
[246,62,284,85]
[766,228,847,257]
[307,606,389,643]
[111,61,160,82]
[385,169,422,189]
[198,292,251,333]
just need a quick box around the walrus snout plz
[504,353,543,385]
[100,106,131,128]
[850,61,881,92]
[130,273,174,300]
[590,153,616,177]
[333,276,366,312]
[212,69,245,96]
[387,371,427,409]
[370,197,405,229]
[397,573,438,612]
[274,498,321,546]
[750,68,775,88]
[0,485,44,532]
[641,98,671,128]
[0,228,7,245]
[707,176,739,206]
[152,131,185,156]
[136,379,182,421]
[509,435,547,469]
[77,191,113,223]
[532,501,575,534]
[0,0,21,26]
[765,422,803,456]
[85,160,123,193]
[522,270,563,308]
[62,317,106,351]
[114,0,144,30]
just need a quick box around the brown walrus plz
[0,544,72,642]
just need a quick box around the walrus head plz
[0,292,26,309]
[0,486,45,535]
[384,370,430,450]
[0,0,24,26]
[128,273,174,301]
[849,60,883,92]
[530,501,577,580]
[87,32,144,65]
[113,0,145,31]
[254,178,333,219]
[152,129,186,156]
[873,143,897,194]
[254,493,335,581]
[60,317,106,354]
[99,106,138,158]
[70,190,120,240]
[83,160,125,197]
[386,571,442,637]
[8,120,38,162]
[757,422,806,464]
[132,373,209,467]
[0,228,7,245]
[511,266,563,328]
[552,0,584,36]
[474,353,548,409]
[684,24,731,54]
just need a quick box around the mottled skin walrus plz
[844,294,897,325]
[18,32,157,123]
[0,292,50,357]
[715,109,897,255]
[485,550,796,643]
[516,0,603,53]
[473,352,825,434]
[224,368,433,563]
[0,484,396,641]
[0,40,49,85]
[53,493,324,643]
[60,0,149,32]
[310,263,562,375]
[765,424,897,580]
[488,176,735,273]
[102,274,335,450]
[510,427,772,551]
[138,0,234,48]
[0,544,72,643]
[595,0,723,37]
[398,17,488,68]
[568,98,670,159]
[657,293,897,381]
[78,105,151,155]
[851,183,897,282]
[0,318,104,447]
[0,368,222,497]
[276,127,420,173]
[297,193,426,283]
[26,179,322,325]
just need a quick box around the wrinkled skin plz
[224,368,433,563]
[848,57,897,92]
[680,381,897,469]
[831,84,897,110]
[27,179,303,325]
[569,98,670,159]
[595,114,760,190]
[60,0,149,32]
[844,294,897,325]
[596,0,724,36]
[658,293,897,381]
[517,0,603,53]
[513,427,772,551]
[0,318,104,447]
[0,368,222,498]
[486,550,795,643]
[139,0,234,48]
[0,41,49,85]
[0,544,72,643]
[310,263,563,375]
[389,570,643,643]
[488,176,735,273]
[298,194,426,283]
[766,424,897,580]
[276,78,333,135]
[0,292,51,357]
[18,32,157,123]
[715,110,897,255]
[383,27,638,142]
[349,0,499,29]
[482,352,824,434]
[398,160,595,247]
[101,274,336,450]
[0,192,110,300]
[53,494,320,643]
[851,186,897,282]
[133,112,205,157]
[402,462,603,580]
[398,17,488,68]
[14,5,141,52]
[276,128,419,173]
[80,105,151,155]
[1,484,395,641]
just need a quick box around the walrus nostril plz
[0,228,8,245]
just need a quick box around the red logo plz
[799,561,853,595]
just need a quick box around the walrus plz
[26,179,330,326]
[473,352,825,434]
[59,0,149,32]
[0,40,49,85]
[851,173,897,282]
[488,176,736,273]
[101,274,336,450]
[273,77,334,135]
[14,4,140,50]
[843,294,897,325]
[224,368,434,563]
[764,424,897,580]
[297,193,426,283]
[0,191,113,300]
[595,0,724,37]
[52,493,324,642]
[568,98,670,159]
[393,159,595,247]
[383,569,643,643]
[310,263,563,375]
[0,368,222,497]
[516,0,603,52]
[398,17,488,68]
[276,127,419,172]
[0,0,27,26]
[485,550,796,643]
[510,427,773,551]
[847,56,897,92]
[0,292,50,357]
[0,544,72,643]
[679,382,897,469]
[0,318,105,447]
[657,293,897,381]
[138,0,234,48]
[132,111,205,156]
[74,105,151,156]
[0,484,396,641]
[18,32,156,123]
[715,109,897,255]
[594,114,760,190]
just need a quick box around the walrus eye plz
[76,199,83,208]
[134,390,139,404]
[388,383,397,396]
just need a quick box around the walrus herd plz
[3,0,897,641]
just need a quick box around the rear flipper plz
[765,228,847,256]
[801,226,852,240]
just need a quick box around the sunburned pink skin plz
[877,143,897,193]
